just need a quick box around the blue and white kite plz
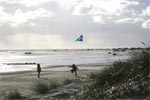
[76,35,83,42]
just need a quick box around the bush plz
[30,80,60,95]
[30,82,49,95]
[74,50,150,100]
[48,79,60,90]
[63,79,73,85]
[88,72,98,79]
[3,90,21,100]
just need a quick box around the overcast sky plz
[0,0,150,49]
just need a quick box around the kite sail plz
[76,35,83,42]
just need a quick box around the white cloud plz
[30,23,36,26]
[142,6,150,16]
[0,0,51,7]
[142,19,150,28]
[93,16,105,24]
[57,0,80,10]
[0,7,53,27]
[0,0,149,49]
[134,18,145,22]
[114,18,136,24]
[73,0,139,17]
[140,6,150,28]
[71,0,142,26]
[72,0,150,28]
[0,0,80,9]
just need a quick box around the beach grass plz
[48,79,61,90]
[0,78,76,99]
[62,78,74,85]
[74,50,150,99]
[30,82,49,95]
[30,79,61,95]
[1,89,22,100]
[29,78,75,95]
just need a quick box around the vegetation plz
[30,79,61,95]
[30,82,49,95]
[2,90,21,100]
[74,50,150,99]
[0,48,149,99]
[48,79,61,90]
[63,78,74,85]
[0,78,75,99]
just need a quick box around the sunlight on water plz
[0,50,130,73]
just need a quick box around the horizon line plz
[0,47,149,51]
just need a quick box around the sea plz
[0,49,130,73]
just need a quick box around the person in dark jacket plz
[37,64,41,78]
[70,64,79,77]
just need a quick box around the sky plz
[0,0,150,49]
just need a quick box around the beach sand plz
[0,64,106,99]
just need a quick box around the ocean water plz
[0,50,130,73]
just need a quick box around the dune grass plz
[74,50,150,99]
[63,78,74,85]
[48,79,61,90]
[1,89,22,100]
[30,82,49,95]
[30,78,75,95]
[30,79,61,95]
[0,78,75,99]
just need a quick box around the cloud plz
[0,0,80,9]
[0,0,149,49]
[114,18,136,24]
[71,0,150,29]
[142,19,150,28]
[93,16,105,24]
[0,0,51,7]
[0,7,53,27]
[57,0,80,10]
[142,6,150,17]
[72,0,139,19]
[141,6,150,28]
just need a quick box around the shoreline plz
[0,63,106,97]
[0,63,109,74]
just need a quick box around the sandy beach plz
[0,63,106,99]
[0,49,131,99]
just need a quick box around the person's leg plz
[71,69,74,73]
[38,72,40,78]
[39,72,40,78]
[75,71,77,77]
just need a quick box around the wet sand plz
[0,64,106,97]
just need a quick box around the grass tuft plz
[3,89,21,100]
[48,79,61,90]
[74,50,150,100]
[63,78,74,85]
[30,82,49,95]
[30,79,60,95]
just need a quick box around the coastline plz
[0,63,106,98]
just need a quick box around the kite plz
[76,35,83,42]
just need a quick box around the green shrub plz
[74,50,150,100]
[30,80,61,95]
[88,72,98,79]
[48,80,60,90]
[30,82,49,95]
[3,90,21,100]
[63,79,73,85]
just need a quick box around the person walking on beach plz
[37,64,41,78]
[70,64,79,77]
